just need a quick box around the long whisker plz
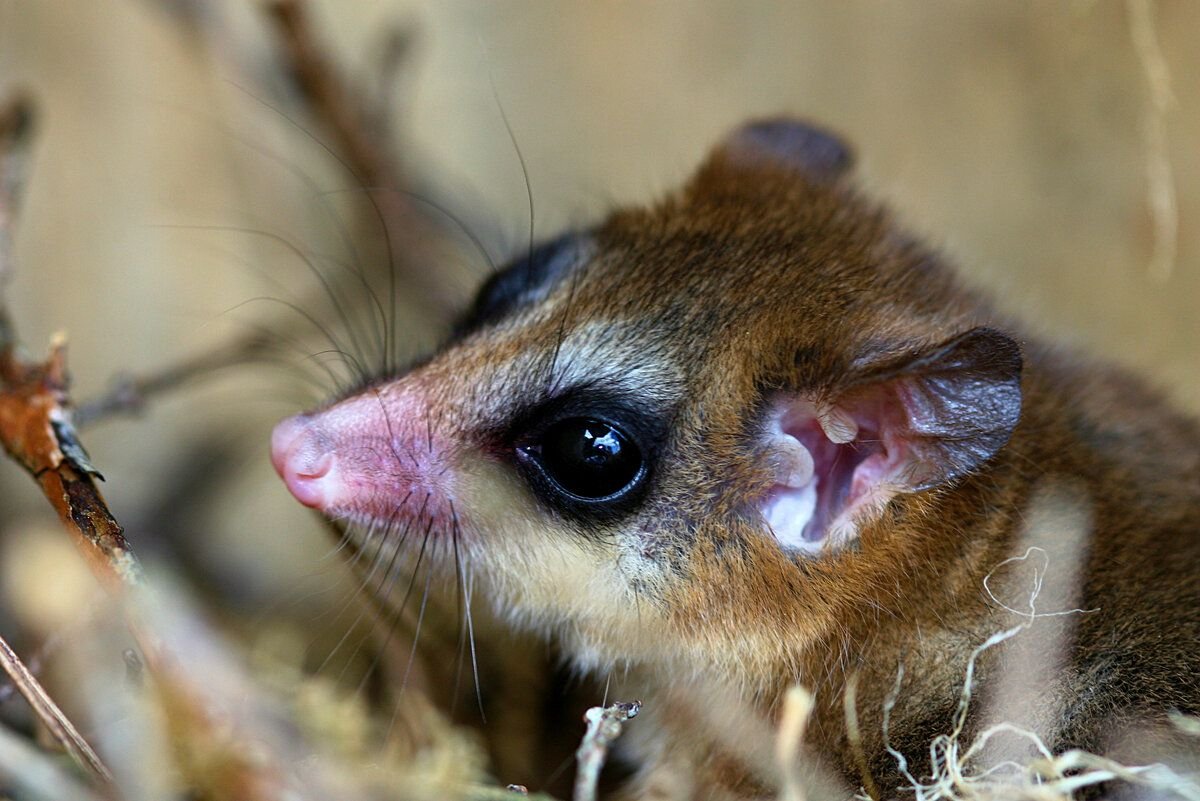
[451,505,468,719]
[220,295,364,387]
[371,386,418,469]
[489,71,535,279]
[319,187,498,279]
[546,263,585,397]
[224,79,400,373]
[214,113,390,367]
[350,509,436,691]
[161,224,375,377]
[134,85,388,367]
[309,521,385,626]
[213,312,345,391]
[452,503,486,723]
[395,555,434,699]
[316,514,410,673]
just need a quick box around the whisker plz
[371,386,418,469]
[213,114,391,368]
[220,295,364,388]
[249,525,366,632]
[394,554,434,702]
[161,224,375,379]
[488,71,535,279]
[224,79,402,374]
[450,506,468,719]
[545,256,585,397]
[315,517,408,673]
[350,511,435,691]
[452,503,486,723]
[306,521,384,626]
[217,315,345,391]
[318,186,498,281]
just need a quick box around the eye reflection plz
[535,417,643,499]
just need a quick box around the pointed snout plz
[271,414,335,510]
[270,383,462,526]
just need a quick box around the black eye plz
[525,418,644,500]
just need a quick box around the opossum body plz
[272,120,1200,798]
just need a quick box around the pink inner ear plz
[759,394,907,553]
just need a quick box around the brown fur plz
[285,119,1200,798]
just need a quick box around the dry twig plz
[0,90,118,789]
[74,334,273,427]
[0,90,317,801]
[574,700,641,801]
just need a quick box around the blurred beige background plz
[0,1,1196,600]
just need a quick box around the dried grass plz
[855,548,1200,801]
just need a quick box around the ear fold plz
[719,118,855,183]
[759,328,1022,553]
[846,326,1024,491]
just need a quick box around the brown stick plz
[73,334,273,427]
[0,92,305,801]
[0,92,119,788]
[0,332,143,590]
[265,0,402,192]
[0,98,139,589]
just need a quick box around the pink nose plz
[271,415,334,510]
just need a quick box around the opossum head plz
[271,119,1022,682]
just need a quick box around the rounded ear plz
[759,327,1022,552]
[719,118,855,183]
[846,327,1024,491]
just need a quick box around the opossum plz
[271,119,1200,799]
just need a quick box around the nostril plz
[295,451,333,479]
[282,454,334,509]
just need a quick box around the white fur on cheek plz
[453,459,676,666]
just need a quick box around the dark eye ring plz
[518,417,646,502]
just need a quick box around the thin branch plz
[0,634,112,784]
[0,90,312,801]
[0,90,35,327]
[574,700,641,801]
[0,90,120,788]
[0,96,141,591]
[1126,0,1178,282]
[74,334,273,427]
[265,0,402,192]
[368,25,416,140]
